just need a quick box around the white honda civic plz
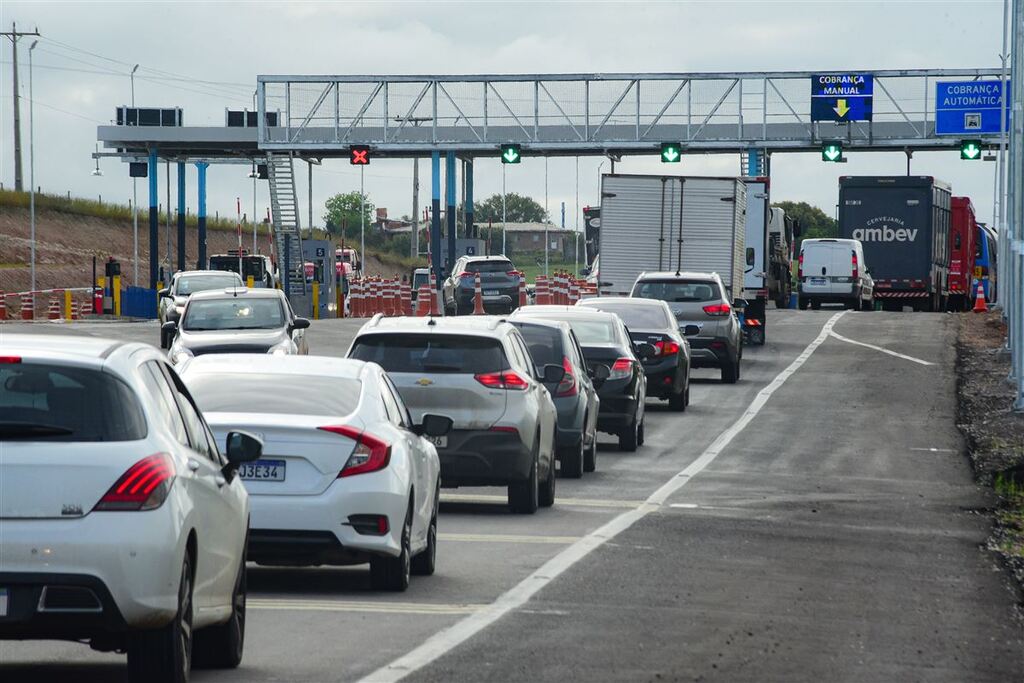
[0,335,262,683]
[179,354,450,591]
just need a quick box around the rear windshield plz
[632,280,719,303]
[176,274,240,296]
[582,303,671,330]
[0,363,147,441]
[210,257,266,279]
[412,272,429,290]
[510,323,564,368]
[565,320,618,345]
[186,373,361,416]
[349,334,509,374]
[184,297,285,331]
[466,260,514,274]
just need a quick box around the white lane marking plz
[249,599,481,616]
[358,311,847,683]
[910,447,955,453]
[441,493,644,509]
[828,330,934,366]
[669,503,700,509]
[440,533,579,544]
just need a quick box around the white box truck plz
[598,173,747,300]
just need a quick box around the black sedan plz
[577,297,694,412]
[516,306,648,452]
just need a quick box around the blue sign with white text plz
[935,80,1012,135]
[811,74,874,122]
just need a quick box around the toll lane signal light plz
[660,142,682,163]
[960,139,983,160]
[501,144,521,164]
[349,146,370,165]
[821,142,844,163]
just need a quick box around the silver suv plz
[630,271,743,384]
[347,316,561,514]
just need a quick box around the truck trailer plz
[741,178,797,343]
[948,197,979,311]
[838,176,951,312]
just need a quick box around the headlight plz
[171,349,194,365]
[267,341,293,356]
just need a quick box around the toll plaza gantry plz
[96,68,1007,294]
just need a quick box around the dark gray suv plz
[443,256,521,315]
[630,271,743,384]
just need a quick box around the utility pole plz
[412,158,419,257]
[3,23,40,192]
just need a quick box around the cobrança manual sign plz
[811,74,874,122]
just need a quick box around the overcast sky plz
[0,0,1009,235]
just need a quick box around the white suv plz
[0,335,261,682]
[347,315,562,514]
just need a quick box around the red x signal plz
[349,146,370,165]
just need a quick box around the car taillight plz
[654,340,680,356]
[851,250,858,279]
[798,252,804,279]
[555,356,577,397]
[0,356,22,364]
[702,303,731,316]
[608,357,633,381]
[458,271,474,280]
[94,453,176,511]
[475,370,529,391]
[506,271,520,277]
[319,425,392,477]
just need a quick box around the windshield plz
[582,303,671,330]
[187,373,361,416]
[412,272,429,290]
[566,320,617,345]
[632,280,719,303]
[209,256,266,280]
[183,297,285,331]
[350,334,509,374]
[176,274,241,296]
[467,260,514,274]
[0,363,146,441]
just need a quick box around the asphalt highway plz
[1,310,1021,682]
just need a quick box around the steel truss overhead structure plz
[249,69,1006,157]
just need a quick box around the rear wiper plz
[0,422,74,438]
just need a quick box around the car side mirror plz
[541,364,566,384]
[589,363,611,381]
[224,430,262,471]
[161,320,178,333]
[683,324,701,337]
[158,288,170,298]
[414,413,454,437]
[634,342,656,360]
[290,317,311,331]
[732,298,749,310]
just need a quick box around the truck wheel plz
[798,297,809,311]
[861,298,874,311]
[846,298,859,310]
[810,300,821,310]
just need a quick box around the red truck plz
[949,197,978,311]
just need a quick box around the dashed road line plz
[441,493,644,509]
[359,311,847,683]
[249,598,482,616]
[440,533,579,544]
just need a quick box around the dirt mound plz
[0,205,407,294]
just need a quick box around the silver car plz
[158,270,245,348]
[630,271,743,384]
[165,288,310,365]
[347,315,561,514]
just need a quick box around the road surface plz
[1,310,1021,682]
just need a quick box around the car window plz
[176,274,240,296]
[582,302,671,330]
[0,363,147,442]
[349,334,509,374]
[140,361,190,447]
[567,330,587,373]
[186,373,361,417]
[508,334,537,378]
[510,322,564,369]
[466,260,514,273]
[632,280,719,303]
[379,379,404,427]
[565,319,617,344]
[157,363,216,461]
[182,297,285,331]
[383,375,414,428]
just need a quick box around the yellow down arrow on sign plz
[834,99,850,118]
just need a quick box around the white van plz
[798,238,874,310]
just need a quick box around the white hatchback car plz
[0,335,261,683]
[179,354,450,592]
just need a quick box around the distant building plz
[490,222,576,258]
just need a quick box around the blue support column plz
[431,151,443,290]
[195,162,208,269]
[176,161,186,272]
[746,148,763,177]
[148,149,159,289]
[446,151,456,272]
[465,159,474,238]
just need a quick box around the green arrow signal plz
[503,148,519,163]
[660,142,681,163]
[501,145,521,164]
[960,140,982,160]
[662,148,679,162]
[822,144,842,162]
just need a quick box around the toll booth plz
[440,239,488,273]
[301,240,337,319]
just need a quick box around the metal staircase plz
[266,151,306,295]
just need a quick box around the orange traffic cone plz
[517,273,527,309]
[415,285,430,316]
[472,272,486,315]
[972,282,988,313]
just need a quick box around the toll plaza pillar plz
[465,159,474,238]
[431,151,443,290]
[177,161,186,273]
[446,151,456,273]
[148,149,159,289]
[195,162,208,269]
